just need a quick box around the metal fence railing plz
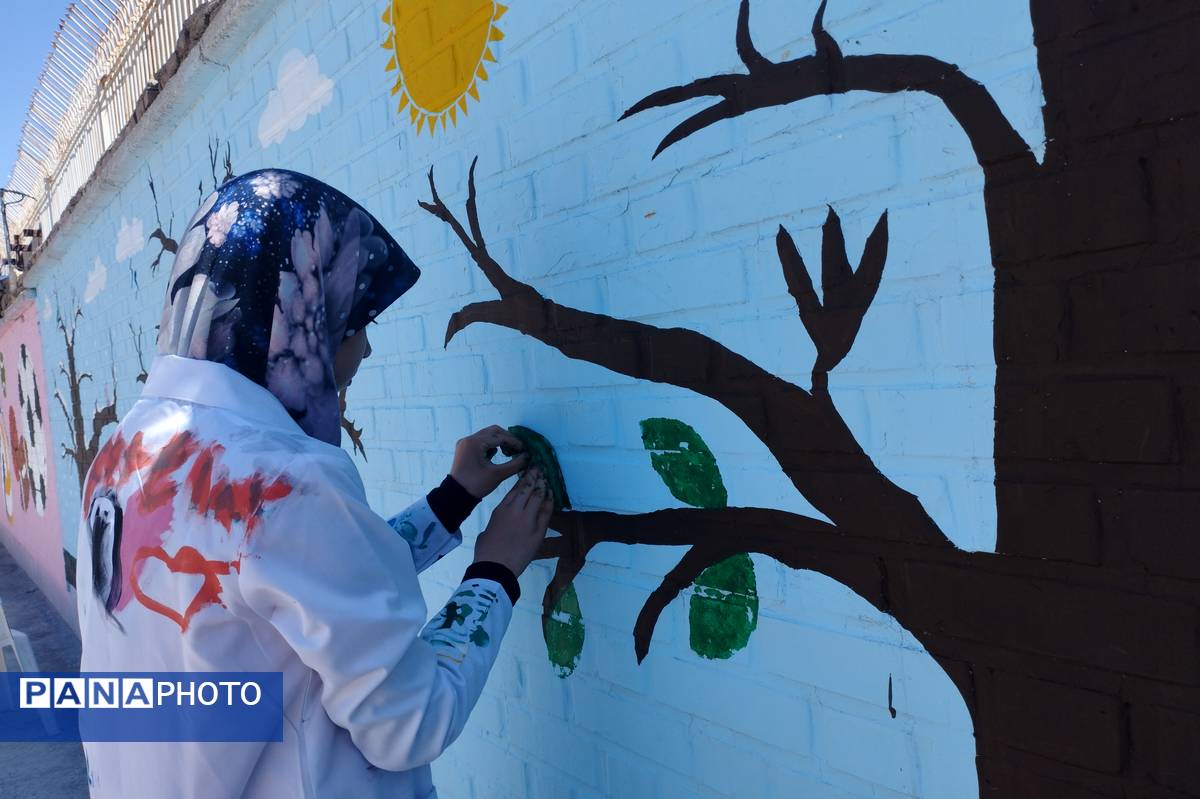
[4,0,209,254]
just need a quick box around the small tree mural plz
[53,305,118,493]
[147,169,178,275]
[129,323,149,384]
[207,137,234,193]
[419,2,1200,795]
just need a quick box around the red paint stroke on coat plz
[129,545,238,632]
[140,431,200,511]
[184,442,292,537]
[83,429,156,512]
[89,431,291,618]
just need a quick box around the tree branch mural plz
[54,305,119,493]
[208,137,234,192]
[622,0,1035,178]
[419,2,1200,795]
[422,154,927,658]
[129,323,149,384]
[147,170,178,275]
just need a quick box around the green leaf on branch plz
[689,553,759,660]
[640,417,756,659]
[639,417,728,509]
[543,582,585,678]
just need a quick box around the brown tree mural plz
[420,2,1200,796]
[147,170,178,275]
[129,322,149,384]
[53,305,118,493]
[207,137,234,196]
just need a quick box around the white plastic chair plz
[0,598,39,672]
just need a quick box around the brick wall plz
[15,0,1092,796]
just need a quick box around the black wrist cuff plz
[426,474,481,532]
[463,561,520,605]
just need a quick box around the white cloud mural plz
[115,216,146,261]
[83,256,107,304]
[258,49,334,147]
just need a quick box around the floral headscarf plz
[157,168,420,445]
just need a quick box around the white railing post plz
[6,0,209,247]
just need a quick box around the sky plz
[0,1,75,189]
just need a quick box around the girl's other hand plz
[474,469,554,577]
[450,425,529,499]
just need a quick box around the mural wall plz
[0,296,70,624]
[8,0,1198,797]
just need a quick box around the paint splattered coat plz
[75,354,513,798]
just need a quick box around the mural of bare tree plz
[419,2,1200,794]
[147,169,178,274]
[151,136,234,272]
[53,306,118,493]
[208,136,234,192]
[129,322,149,384]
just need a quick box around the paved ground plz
[0,545,89,798]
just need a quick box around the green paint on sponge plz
[506,425,570,510]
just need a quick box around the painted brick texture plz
[13,0,1200,797]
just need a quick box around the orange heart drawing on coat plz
[129,545,240,633]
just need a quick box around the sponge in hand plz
[504,425,570,511]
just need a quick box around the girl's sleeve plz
[236,452,516,771]
[384,475,479,574]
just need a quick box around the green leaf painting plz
[514,425,586,677]
[690,553,759,659]
[543,582,585,677]
[639,417,728,509]
[640,417,758,660]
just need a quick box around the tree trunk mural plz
[54,305,120,587]
[147,170,178,275]
[130,323,149,385]
[53,306,118,494]
[420,2,1200,796]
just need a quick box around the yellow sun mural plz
[382,0,508,135]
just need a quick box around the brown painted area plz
[53,306,118,495]
[421,2,1200,795]
[338,386,367,460]
[147,170,178,275]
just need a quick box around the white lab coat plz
[75,354,513,798]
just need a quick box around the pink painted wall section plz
[0,296,73,628]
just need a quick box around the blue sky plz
[0,2,74,188]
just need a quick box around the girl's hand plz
[474,469,553,577]
[450,425,529,499]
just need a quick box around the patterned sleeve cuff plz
[426,474,481,532]
[462,561,520,605]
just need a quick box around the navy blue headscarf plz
[156,168,419,445]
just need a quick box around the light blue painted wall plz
[26,0,1046,795]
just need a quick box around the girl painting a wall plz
[75,168,552,799]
